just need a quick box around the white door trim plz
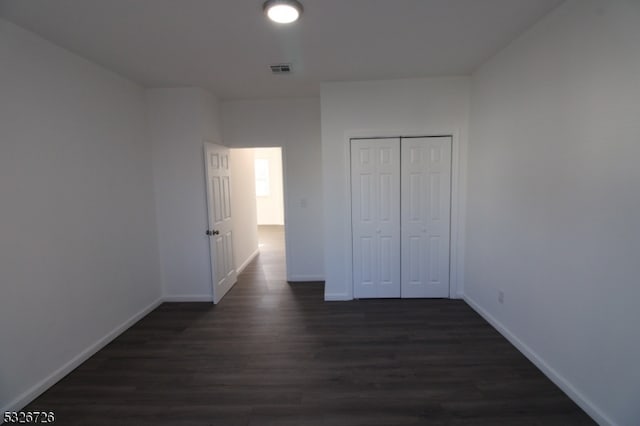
[344,129,465,300]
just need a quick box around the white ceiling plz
[0,0,564,99]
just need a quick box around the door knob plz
[206,229,220,236]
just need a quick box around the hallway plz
[256,225,287,283]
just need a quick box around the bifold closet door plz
[351,138,401,298]
[401,137,451,298]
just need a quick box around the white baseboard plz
[463,295,615,426]
[236,248,259,274]
[288,275,325,282]
[1,297,163,415]
[162,295,213,302]
[324,292,351,301]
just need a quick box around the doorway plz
[253,147,287,282]
[206,145,290,303]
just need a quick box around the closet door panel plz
[351,139,401,298]
[401,137,451,298]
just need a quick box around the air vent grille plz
[270,63,293,74]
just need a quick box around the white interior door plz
[204,143,237,303]
[351,138,401,298]
[401,137,451,298]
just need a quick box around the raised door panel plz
[401,137,451,298]
[205,144,237,303]
[351,139,400,298]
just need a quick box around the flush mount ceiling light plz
[263,0,303,24]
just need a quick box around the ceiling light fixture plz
[263,0,303,24]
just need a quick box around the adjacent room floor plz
[24,226,594,425]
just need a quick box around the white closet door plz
[401,137,451,298]
[351,138,401,298]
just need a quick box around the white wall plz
[230,148,259,273]
[320,77,469,300]
[0,19,161,412]
[146,88,222,301]
[222,98,324,281]
[466,1,640,424]
[254,147,284,225]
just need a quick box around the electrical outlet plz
[498,290,504,304]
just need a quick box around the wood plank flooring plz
[24,226,594,425]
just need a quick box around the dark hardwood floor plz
[25,226,594,425]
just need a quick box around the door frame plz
[344,129,464,299]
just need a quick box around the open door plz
[204,142,237,303]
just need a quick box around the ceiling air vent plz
[270,63,293,74]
